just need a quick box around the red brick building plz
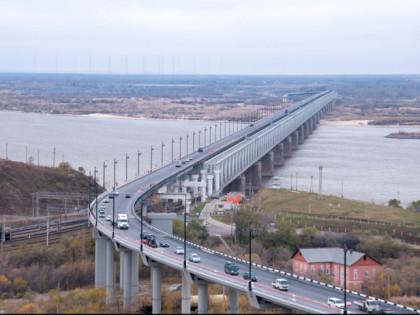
[291,248,381,288]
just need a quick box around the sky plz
[0,0,419,75]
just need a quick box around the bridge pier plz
[291,131,298,150]
[93,228,107,288]
[181,271,192,314]
[207,175,214,197]
[200,169,207,202]
[298,126,304,144]
[261,151,274,176]
[303,122,309,138]
[122,249,133,311]
[105,238,114,304]
[239,174,246,194]
[192,174,199,197]
[283,136,292,157]
[151,261,162,314]
[214,170,221,193]
[131,252,139,303]
[192,279,210,314]
[229,288,239,314]
[273,143,284,166]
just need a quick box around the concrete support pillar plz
[186,199,191,215]
[207,175,214,197]
[105,239,114,304]
[229,288,239,314]
[192,174,199,197]
[214,170,221,192]
[261,151,274,176]
[252,161,262,190]
[198,283,209,314]
[122,250,133,311]
[151,261,162,314]
[94,228,107,288]
[239,174,246,194]
[283,136,292,157]
[304,122,309,138]
[298,126,304,144]
[200,170,207,202]
[292,131,299,150]
[131,252,139,302]
[273,143,284,166]
[181,271,191,314]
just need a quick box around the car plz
[328,297,345,309]
[224,261,239,275]
[175,246,184,255]
[188,253,200,263]
[113,189,119,196]
[146,234,157,248]
[159,241,169,248]
[125,194,131,198]
[175,160,181,167]
[141,231,150,240]
[108,193,114,199]
[99,210,105,218]
[272,278,290,291]
[103,197,110,203]
[99,204,106,210]
[106,215,111,221]
[243,272,257,282]
[198,147,203,152]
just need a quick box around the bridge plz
[88,91,418,314]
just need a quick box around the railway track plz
[1,218,92,251]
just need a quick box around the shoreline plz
[319,119,420,128]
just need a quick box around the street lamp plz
[186,133,189,155]
[125,153,129,181]
[183,194,187,268]
[171,138,175,161]
[94,167,98,227]
[161,142,165,166]
[150,146,154,171]
[210,126,212,144]
[103,162,107,189]
[343,245,353,315]
[140,201,145,252]
[193,131,195,151]
[137,150,141,176]
[204,128,207,146]
[112,159,117,237]
[88,171,92,218]
[179,136,182,159]
[215,123,217,141]
[199,130,202,148]
[248,222,258,291]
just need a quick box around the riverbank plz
[320,119,420,128]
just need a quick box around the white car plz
[328,297,345,309]
[175,246,184,255]
[189,253,200,263]
[106,215,111,221]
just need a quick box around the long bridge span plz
[88,91,418,314]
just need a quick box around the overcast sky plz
[0,0,419,75]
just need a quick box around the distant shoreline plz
[320,119,420,128]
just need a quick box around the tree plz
[234,210,252,245]
[408,200,420,212]
[0,275,11,293]
[58,161,72,171]
[388,199,402,208]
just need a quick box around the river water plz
[1,111,419,207]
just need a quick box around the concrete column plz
[252,161,262,190]
[122,250,132,310]
[298,126,304,144]
[131,252,139,302]
[304,122,309,138]
[105,239,114,304]
[283,136,292,157]
[181,271,191,314]
[229,288,239,314]
[239,174,246,194]
[192,174,199,197]
[198,283,209,314]
[214,170,221,192]
[273,143,284,166]
[186,200,191,215]
[200,170,207,202]
[292,131,299,150]
[207,175,214,197]
[94,229,107,288]
[151,262,162,314]
[261,151,274,176]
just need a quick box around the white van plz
[328,297,345,309]
[117,214,129,229]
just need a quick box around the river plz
[1,111,419,207]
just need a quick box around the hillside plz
[0,159,100,217]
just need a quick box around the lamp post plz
[113,158,117,189]
[140,201,145,252]
[215,123,217,141]
[210,126,212,144]
[112,159,117,237]
[137,150,141,176]
[94,167,98,226]
[88,171,92,218]
[161,142,165,166]
[171,138,175,161]
[343,245,353,315]
[199,130,202,148]
[183,194,187,269]
[150,146,154,171]
[204,128,207,146]
[103,162,107,189]
[186,133,189,155]
[179,136,182,159]
[248,223,257,291]
[125,153,129,181]
[192,131,195,151]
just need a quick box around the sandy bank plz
[319,119,371,127]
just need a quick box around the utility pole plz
[137,150,141,176]
[150,146,154,171]
[318,165,323,200]
[179,136,182,159]
[103,162,107,189]
[186,133,189,155]
[171,138,175,161]
[53,147,56,167]
[193,131,195,151]
[125,154,129,181]
[161,142,165,166]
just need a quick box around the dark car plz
[198,147,203,152]
[125,194,131,198]
[243,272,257,282]
[224,261,239,275]
[159,241,169,248]
[146,234,157,248]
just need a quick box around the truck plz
[117,214,129,229]
[354,299,380,313]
